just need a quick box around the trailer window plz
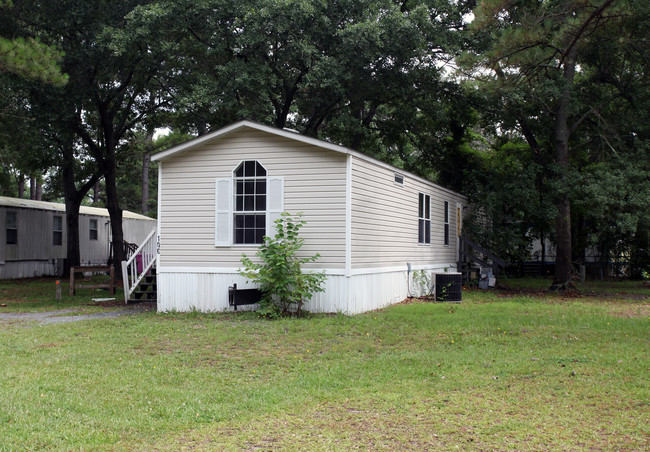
[90,219,98,241]
[6,211,17,245]
[53,215,63,246]
[418,193,430,245]
[233,160,267,245]
[444,201,450,246]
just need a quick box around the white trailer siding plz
[158,129,347,269]
[0,206,66,262]
[0,206,66,278]
[77,214,155,266]
[0,197,155,279]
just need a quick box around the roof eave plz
[151,120,353,163]
[150,120,467,201]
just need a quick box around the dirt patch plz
[607,303,650,318]
[494,285,584,298]
[0,303,154,327]
[87,299,131,307]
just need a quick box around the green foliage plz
[239,213,325,317]
[464,140,556,263]
[462,0,650,280]
[115,130,191,215]
[0,0,68,89]
[170,0,473,175]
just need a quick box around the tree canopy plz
[462,0,650,283]
[1,0,648,282]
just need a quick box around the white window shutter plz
[215,178,232,246]
[266,176,284,237]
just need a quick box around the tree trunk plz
[35,179,42,200]
[93,179,100,204]
[61,138,101,276]
[141,130,153,215]
[551,46,578,290]
[540,231,546,276]
[103,158,125,280]
[29,177,36,199]
[64,197,82,275]
[17,176,25,198]
[141,151,150,214]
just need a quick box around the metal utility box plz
[434,273,462,302]
[228,284,263,310]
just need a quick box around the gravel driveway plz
[0,303,155,326]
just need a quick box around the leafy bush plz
[239,212,326,317]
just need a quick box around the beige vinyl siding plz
[159,129,347,268]
[350,156,466,269]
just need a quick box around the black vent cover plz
[434,273,462,302]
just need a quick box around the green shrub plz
[239,212,326,317]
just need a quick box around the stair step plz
[138,283,157,291]
[127,265,157,305]
[128,298,157,304]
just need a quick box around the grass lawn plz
[0,278,648,450]
[0,276,125,313]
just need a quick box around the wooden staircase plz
[122,229,158,305]
[129,267,157,302]
[458,236,507,282]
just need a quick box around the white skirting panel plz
[157,272,251,313]
[0,260,63,279]
[157,263,457,314]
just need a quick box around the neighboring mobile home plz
[152,120,466,314]
[0,196,156,279]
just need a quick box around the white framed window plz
[215,160,284,247]
[444,201,450,246]
[418,193,430,244]
[394,172,404,186]
[6,211,17,245]
[233,160,267,245]
[53,215,63,246]
[89,219,98,241]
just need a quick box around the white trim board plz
[157,162,162,267]
[345,154,352,278]
[157,264,458,277]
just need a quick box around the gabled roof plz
[151,120,466,199]
[151,120,353,162]
[0,196,154,221]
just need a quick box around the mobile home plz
[0,196,155,279]
[150,120,466,314]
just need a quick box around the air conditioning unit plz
[434,273,462,303]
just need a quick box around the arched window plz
[214,161,283,247]
[233,160,267,244]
